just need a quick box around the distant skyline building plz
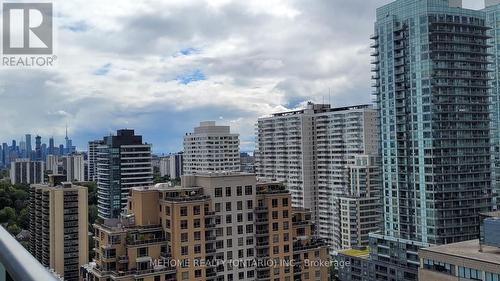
[30,176,88,281]
[48,137,55,156]
[25,134,32,159]
[35,135,42,161]
[96,129,153,219]
[255,103,381,253]
[183,121,240,174]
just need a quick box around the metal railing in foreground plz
[0,226,60,281]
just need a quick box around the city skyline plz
[0,0,484,154]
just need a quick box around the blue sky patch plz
[93,63,112,76]
[63,21,89,32]
[176,69,206,84]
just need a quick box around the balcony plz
[0,226,61,281]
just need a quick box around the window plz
[458,266,482,280]
[246,236,254,245]
[194,219,201,228]
[181,233,188,242]
[273,222,279,231]
[227,239,233,247]
[226,202,232,211]
[226,215,232,224]
[246,224,253,233]
[165,206,170,215]
[181,246,188,255]
[272,199,278,208]
[181,220,188,229]
[226,226,232,235]
[195,270,202,278]
[283,221,289,230]
[215,188,222,197]
[272,211,279,219]
[423,259,454,275]
[237,213,243,222]
[194,244,201,254]
[486,272,500,281]
[237,201,243,210]
[194,231,201,241]
[237,186,242,196]
[226,186,231,197]
[247,248,254,257]
[193,205,200,215]
[180,207,188,216]
[238,225,244,234]
[273,246,279,254]
[245,186,253,195]
[215,203,221,212]
[137,247,148,257]
[283,210,289,218]
[273,234,279,243]
[247,200,253,209]
[247,212,253,221]
[282,198,288,207]
[182,271,189,280]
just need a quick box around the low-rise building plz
[418,212,500,281]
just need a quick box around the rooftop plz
[338,248,370,258]
[421,239,500,265]
[261,103,373,118]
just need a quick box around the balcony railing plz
[0,226,61,281]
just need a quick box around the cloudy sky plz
[0,0,485,153]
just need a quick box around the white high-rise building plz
[61,154,85,182]
[159,153,184,179]
[88,140,103,182]
[159,156,170,177]
[183,121,240,174]
[256,103,381,253]
[10,158,44,185]
[45,154,59,173]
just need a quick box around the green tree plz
[6,223,21,236]
[0,207,16,223]
[18,208,30,229]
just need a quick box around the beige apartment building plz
[30,175,88,281]
[81,173,330,281]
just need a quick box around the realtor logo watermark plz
[2,2,56,67]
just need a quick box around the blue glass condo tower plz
[366,1,493,280]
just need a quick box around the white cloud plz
[0,0,388,152]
